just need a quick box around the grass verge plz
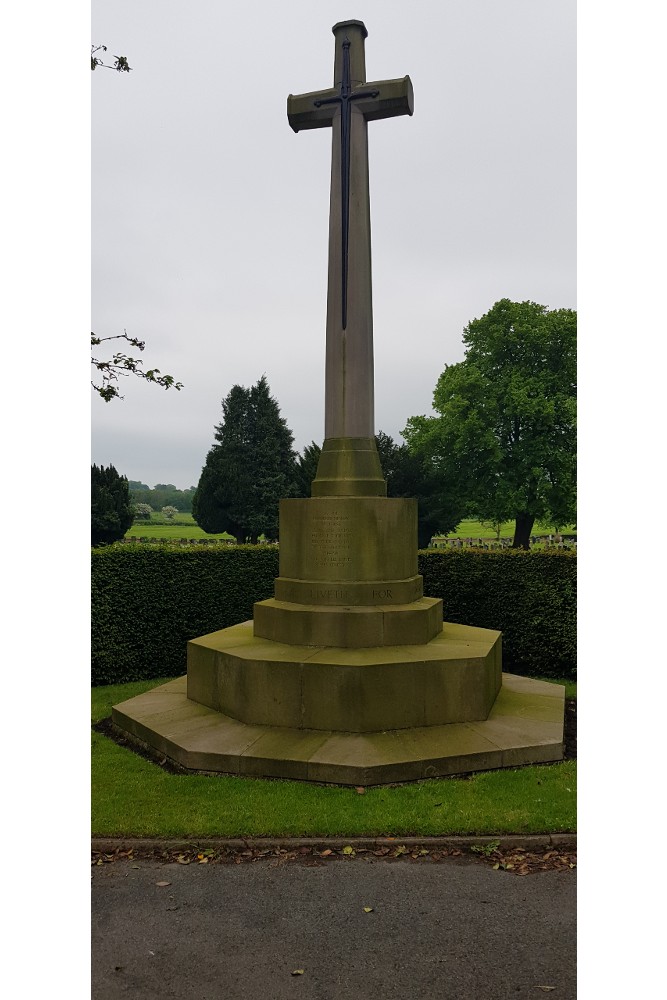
[92,680,576,839]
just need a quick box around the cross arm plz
[356,76,414,122]
[287,88,339,133]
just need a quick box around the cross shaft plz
[288,20,412,489]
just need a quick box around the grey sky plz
[92,0,575,489]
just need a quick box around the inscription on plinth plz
[279,496,418,585]
[310,512,352,570]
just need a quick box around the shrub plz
[133,503,153,520]
[92,545,278,685]
[91,546,575,685]
[419,548,576,680]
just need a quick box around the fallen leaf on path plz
[155,881,171,887]
[535,988,556,992]
[320,849,333,857]
[291,969,305,976]
[342,846,355,856]
[363,907,374,913]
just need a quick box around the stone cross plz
[288,20,413,443]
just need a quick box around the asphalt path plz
[92,855,575,999]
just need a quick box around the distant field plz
[126,515,235,541]
[124,515,575,544]
[433,519,576,541]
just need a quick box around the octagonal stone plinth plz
[111,672,565,785]
[186,620,501,733]
[253,596,443,647]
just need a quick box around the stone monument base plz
[112,625,564,785]
[186,620,501,732]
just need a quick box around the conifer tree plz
[293,441,322,497]
[193,377,297,543]
[91,464,134,546]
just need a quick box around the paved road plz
[92,856,575,999]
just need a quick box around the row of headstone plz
[118,537,236,546]
[429,536,577,549]
[430,538,513,550]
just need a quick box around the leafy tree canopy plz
[129,484,195,513]
[91,464,133,547]
[192,376,297,543]
[403,299,576,549]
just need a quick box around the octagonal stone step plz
[253,596,443,647]
[186,619,501,733]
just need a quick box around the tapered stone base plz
[311,437,386,497]
[111,672,565,785]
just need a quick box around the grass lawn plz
[92,679,576,839]
[123,515,575,544]
[125,518,236,540]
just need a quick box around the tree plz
[294,441,322,498]
[91,464,134,546]
[133,503,153,521]
[161,506,178,520]
[403,299,576,549]
[91,331,183,402]
[192,376,297,543]
[375,431,464,547]
[129,483,196,512]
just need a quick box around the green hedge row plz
[91,545,576,685]
[419,549,576,681]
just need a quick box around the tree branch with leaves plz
[91,331,183,402]
[91,45,132,73]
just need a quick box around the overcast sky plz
[92,0,575,489]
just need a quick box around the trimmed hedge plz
[419,549,576,680]
[92,545,575,685]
